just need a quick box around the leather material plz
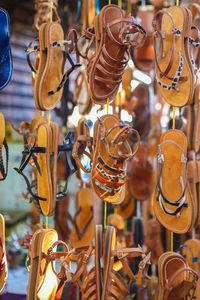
[132,9,154,72]
[128,144,154,201]
[0,8,12,90]
[0,214,7,293]
[153,129,195,233]
[153,6,195,107]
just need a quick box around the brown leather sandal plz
[91,114,140,204]
[181,239,200,300]
[153,129,195,233]
[74,69,92,115]
[157,252,198,300]
[89,4,146,104]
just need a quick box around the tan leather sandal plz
[153,129,195,233]
[70,188,94,248]
[153,6,195,107]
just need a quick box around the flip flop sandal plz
[144,218,164,264]
[74,69,92,115]
[89,4,146,104]
[153,129,195,234]
[131,84,151,141]
[187,151,199,227]
[181,239,200,300]
[153,6,194,107]
[92,114,140,204]
[128,144,154,201]
[0,8,12,90]
[157,252,198,300]
[0,112,8,181]
[0,214,7,293]
[33,0,61,32]
[190,2,200,69]
[70,188,94,248]
[80,225,103,300]
[27,23,80,110]
[132,9,155,73]
[102,226,151,299]
[116,180,135,220]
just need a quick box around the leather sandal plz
[128,144,154,201]
[0,112,8,181]
[26,23,81,110]
[70,188,94,248]
[74,69,92,115]
[102,225,151,299]
[33,0,61,32]
[27,229,70,300]
[153,6,195,107]
[157,252,198,300]
[181,239,200,300]
[91,114,140,204]
[131,84,151,141]
[116,180,135,220]
[132,8,155,72]
[0,214,7,293]
[107,214,126,249]
[89,4,146,104]
[153,129,195,233]
[0,8,12,90]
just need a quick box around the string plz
[118,0,122,8]
[50,0,53,22]
[176,0,179,6]
[127,3,132,13]
[45,0,53,230]
[109,0,111,4]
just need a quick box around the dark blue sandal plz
[0,8,12,90]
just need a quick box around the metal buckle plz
[116,249,124,260]
[82,253,89,264]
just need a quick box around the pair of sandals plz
[77,4,146,104]
[72,114,140,204]
[153,5,200,107]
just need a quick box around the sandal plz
[157,252,198,300]
[153,129,195,233]
[70,188,94,248]
[27,229,70,300]
[132,8,155,73]
[74,69,92,115]
[181,239,200,300]
[0,214,7,293]
[128,144,154,201]
[0,112,8,181]
[153,6,195,106]
[89,4,146,104]
[92,114,140,204]
[26,23,81,110]
[116,180,135,220]
[0,8,12,90]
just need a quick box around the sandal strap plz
[73,206,93,240]
[0,138,9,181]
[72,135,93,173]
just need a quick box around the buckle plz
[139,261,145,270]
[82,253,90,264]
[116,249,124,260]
